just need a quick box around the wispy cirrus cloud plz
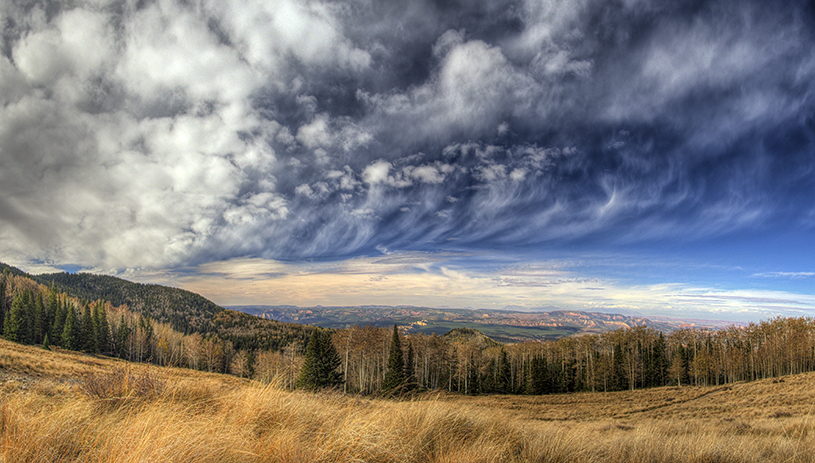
[751,272,815,279]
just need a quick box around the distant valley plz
[230,305,731,343]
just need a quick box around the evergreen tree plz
[18,290,34,344]
[52,299,67,343]
[528,354,549,395]
[497,349,512,393]
[0,279,5,330]
[115,314,130,359]
[4,293,27,343]
[482,358,497,393]
[466,352,480,395]
[95,302,111,354]
[62,308,81,350]
[652,332,668,387]
[296,328,342,390]
[43,332,50,350]
[46,288,58,331]
[405,340,417,391]
[382,324,406,394]
[81,304,96,352]
[32,293,45,344]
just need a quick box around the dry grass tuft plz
[80,367,165,402]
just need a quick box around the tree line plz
[4,268,815,396]
[296,318,815,395]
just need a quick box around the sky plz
[1,0,815,322]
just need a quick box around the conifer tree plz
[466,352,480,395]
[296,328,342,390]
[18,290,34,344]
[43,332,50,350]
[612,342,626,391]
[52,299,67,343]
[95,302,111,354]
[497,349,511,393]
[382,324,406,394]
[653,332,668,387]
[405,340,417,391]
[483,358,497,393]
[81,304,96,352]
[116,314,130,359]
[528,354,549,395]
[32,293,45,344]
[0,279,5,330]
[45,289,58,339]
[4,293,26,343]
[62,308,81,350]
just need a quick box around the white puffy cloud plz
[296,115,333,149]
[296,114,372,152]
[0,0,363,269]
[410,165,446,184]
[361,159,456,189]
[362,160,392,185]
[509,168,528,182]
[358,35,542,144]
[208,0,371,73]
[475,164,507,183]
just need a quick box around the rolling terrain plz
[2,338,814,462]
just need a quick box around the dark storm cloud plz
[1,0,813,271]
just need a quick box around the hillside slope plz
[0,262,311,352]
[34,271,221,334]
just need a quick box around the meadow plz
[2,338,814,463]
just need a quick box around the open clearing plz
[2,338,815,462]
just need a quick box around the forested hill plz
[0,262,311,352]
[33,271,220,334]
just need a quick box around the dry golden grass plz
[3,338,815,462]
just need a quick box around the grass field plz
[2,338,815,462]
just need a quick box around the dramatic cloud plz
[1,0,814,319]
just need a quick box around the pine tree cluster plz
[1,280,113,355]
[296,327,342,390]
